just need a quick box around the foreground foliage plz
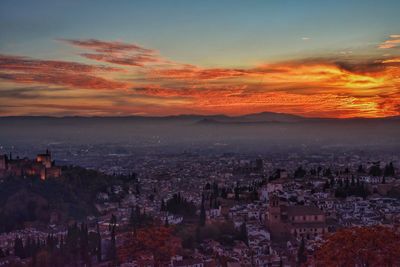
[312,225,400,267]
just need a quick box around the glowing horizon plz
[0,1,399,118]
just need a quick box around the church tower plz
[267,194,282,228]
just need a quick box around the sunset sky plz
[0,0,399,118]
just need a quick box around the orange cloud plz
[378,35,400,49]
[60,38,165,67]
[382,57,400,64]
[2,38,400,118]
[0,54,129,90]
[0,100,197,117]
[139,57,400,118]
[148,65,249,80]
[0,73,129,90]
[59,38,153,53]
[80,53,162,67]
[0,54,118,72]
[134,84,247,98]
[134,84,397,118]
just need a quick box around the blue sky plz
[1,0,399,66]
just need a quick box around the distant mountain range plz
[1,111,399,124]
[1,111,399,151]
[194,112,306,124]
[193,112,400,124]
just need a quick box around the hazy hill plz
[0,113,399,152]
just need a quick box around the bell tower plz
[267,194,281,228]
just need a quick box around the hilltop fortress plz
[0,150,61,180]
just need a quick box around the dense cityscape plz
[0,142,399,266]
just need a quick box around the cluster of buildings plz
[0,150,61,180]
[0,146,399,266]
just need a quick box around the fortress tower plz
[36,149,52,168]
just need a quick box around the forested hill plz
[0,166,136,233]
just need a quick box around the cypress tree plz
[297,238,307,265]
[199,201,206,227]
[160,199,166,211]
[14,237,24,258]
[109,226,117,264]
[239,222,248,245]
[96,223,102,262]
[164,216,169,227]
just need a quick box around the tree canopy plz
[312,226,400,267]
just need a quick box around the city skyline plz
[1,0,399,118]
